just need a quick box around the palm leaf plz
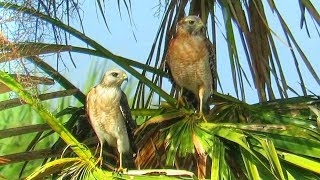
[0,71,98,166]
[1,1,320,179]
[136,94,320,178]
[0,2,176,106]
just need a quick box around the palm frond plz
[0,2,177,106]
[0,124,49,139]
[136,93,320,178]
[133,0,319,106]
[1,1,319,179]
[0,70,96,163]
[26,157,107,180]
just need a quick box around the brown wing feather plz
[206,38,217,92]
[119,91,137,153]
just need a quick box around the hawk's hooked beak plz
[197,21,204,29]
[196,21,204,31]
[123,73,128,82]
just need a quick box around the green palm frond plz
[0,1,319,179]
[136,94,320,179]
[0,71,94,161]
[0,42,167,78]
[0,2,176,106]
[26,157,112,180]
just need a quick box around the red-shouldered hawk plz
[86,69,136,171]
[166,15,216,117]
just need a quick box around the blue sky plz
[58,0,320,104]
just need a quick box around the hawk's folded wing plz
[119,91,137,153]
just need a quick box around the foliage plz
[0,0,319,180]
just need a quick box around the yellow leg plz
[199,97,203,115]
[97,142,103,167]
[198,88,207,122]
[115,152,127,173]
[119,152,123,169]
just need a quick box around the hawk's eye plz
[188,20,195,25]
[111,72,118,77]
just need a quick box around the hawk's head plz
[177,16,206,36]
[101,69,128,87]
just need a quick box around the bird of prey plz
[86,69,136,171]
[166,15,216,117]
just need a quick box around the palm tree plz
[0,0,319,179]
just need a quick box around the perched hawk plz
[166,15,216,116]
[86,69,136,171]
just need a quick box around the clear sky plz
[57,0,320,104]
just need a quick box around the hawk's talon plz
[95,156,103,167]
[197,112,208,122]
[113,167,127,176]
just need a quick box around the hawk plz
[86,69,136,171]
[166,15,216,117]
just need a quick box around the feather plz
[86,69,136,170]
[120,91,137,153]
[165,16,216,114]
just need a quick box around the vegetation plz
[0,61,106,178]
[0,0,319,179]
